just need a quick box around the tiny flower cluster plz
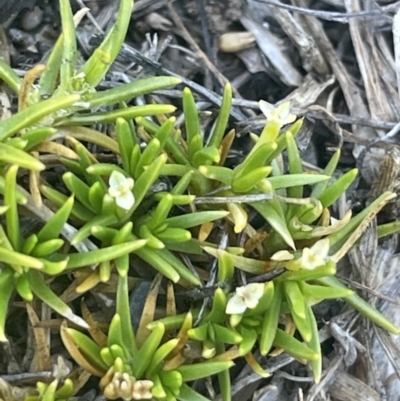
[103,372,153,400]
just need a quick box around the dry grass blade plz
[240,12,303,87]
[260,0,328,74]
[294,0,377,157]
[25,303,51,372]
[135,273,163,347]
[344,0,398,124]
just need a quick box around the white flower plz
[299,238,330,270]
[132,380,153,400]
[259,100,296,126]
[226,283,265,315]
[103,372,136,401]
[108,171,135,210]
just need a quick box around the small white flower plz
[299,238,330,270]
[108,171,135,210]
[132,380,154,400]
[226,283,265,315]
[259,100,296,126]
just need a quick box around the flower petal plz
[240,283,264,308]
[301,247,325,270]
[115,191,135,210]
[226,294,247,315]
[109,170,127,188]
[108,186,122,198]
[310,238,330,259]
[125,177,134,190]
[259,100,275,119]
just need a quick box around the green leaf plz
[305,303,322,383]
[311,150,340,198]
[71,214,118,245]
[38,34,63,95]
[131,154,167,214]
[177,384,212,401]
[282,263,336,282]
[232,167,272,193]
[58,0,77,91]
[41,258,68,275]
[377,221,400,239]
[5,165,21,251]
[37,196,74,242]
[198,165,234,185]
[203,247,269,275]
[135,117,189,165]
[116,274,137,354]
[0,269,14,341]
[81,0,133,86]
[156,228,191,243]
[0,95,80,141]
[28,270,88,328]
[234,142,277,179]
[188,134,204,162]
[63,172,96,213]
[66,240,147,269]
[147,195,174,230]
[328,191,394,253]
[177,361,234,382]
[64,327,108,372]
[134,246,181,283]
[22,234,38,256]
[192,146,221,168]
[135,138,162,177]
[260,281,282,356]
[154,117,177,154]
[273,329,318,361]
[283,281,312,342]
[172,170,195,195]
[107,314,126,351]
[40,185,95,222]
[0,176,26,204]
[0,248,43,269]
[208,84,232,148]
[299,281,353,300]
[318,169,358,208]
[183,87,201,148]
[133,323,165,378]
[317,276,399,334]
[286,131,303,196]
[62,105,176,125]
[0,58,21,93]
[14,274,33,302]
[0,143,45,170]
[251,201,295,250]
[30,239,64,258]
[146,338,179,377]
[156,248,201,286]
[205,288,227,324]
[213,323,242,344]
[115,118,135,173]
[89,77,182,107]
[238,326,258,356]
[187,325,208,342]
[267,174,330,189]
